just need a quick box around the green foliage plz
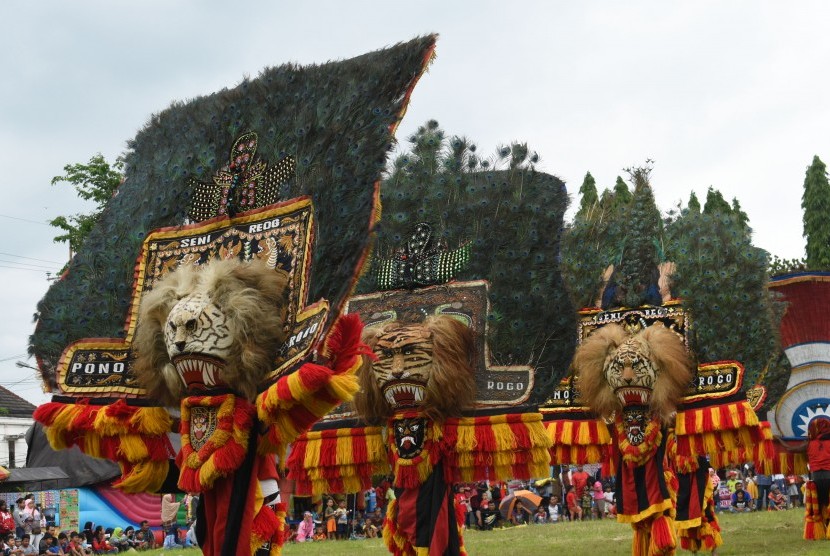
[49,154,124,257]
[577,172,598,217]
[613,176,632,205]
[802,155,830,270]
[30,36,438,381]
[364,120,576,402]
[665,192,781,384]
[703,186,732,215]
[731,198,750,235]
[687,191,701,214]
[768,255,808,276]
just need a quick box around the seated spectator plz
[91,531,117,555]
[533,507,547,524]
[132,532,148,552]
[137,522,154,551]
[162,525,182,550]
[185,523,198,548]
[296,512,315,543]
[107,529,128,553]
[39,536,63,556]
[55,535,69,556]
[730,481,753,513]
[312,526,327,542]
[363,519,377,539]
[65,533,87,556]
[477,502,500,531]
[37,528,56,555]
[7,533,23,556]
[548,495,562,523]
[16,536,34,556]
[768,486,788,511]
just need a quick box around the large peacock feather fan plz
[664,190,785,406]
[564,170,783,401]
[30,35,437,389]
[358,120,577,404]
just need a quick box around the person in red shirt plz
[804,416,830,539]
[808,418,830,504]
[565,485,582,521]
[570,465,590,499]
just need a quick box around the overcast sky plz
[1,1,828,405]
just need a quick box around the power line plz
[0,259,56,270]
[0,214,50,226]
[0,265,53,274]
[0,252,63,265]
[0,355,28,363]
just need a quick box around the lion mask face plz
[134,259,290,405]
[573,322,692,424]
[604,336,658,406]
[371,324,433,408]
[353,316,477,425]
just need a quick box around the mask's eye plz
[402,346,414,355]
[396,425,404,433]
[411,424,419,431]
[168,322,177,330]
[382,348,394,358]
[185,319,197,331]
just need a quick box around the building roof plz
[0,385,37,418]
[0,466,70,493]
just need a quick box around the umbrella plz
[499,489,542,519]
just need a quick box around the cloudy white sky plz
[1,1,828,405]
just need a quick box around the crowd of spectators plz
[285,461,809,543]
[0,492,200,556]
[711,465,807,513]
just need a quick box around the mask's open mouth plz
[615,387,651,406]
[172,354,227,391]
[382,380,426,408]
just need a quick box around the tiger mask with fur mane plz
[353,316,477,425]
[574,322,692,424]
[134,259,290,406]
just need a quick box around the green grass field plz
[144,509,826,555]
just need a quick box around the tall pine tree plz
[802,155,830,270]
[613,176,632,206]
[577,172,598,217]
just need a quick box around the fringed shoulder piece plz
[257,314,370,457]
[33,401,173,493]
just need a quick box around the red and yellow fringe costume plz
[35,314,367,556]
[543,395,771,556]
[287,409,551,556]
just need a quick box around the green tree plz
[802,155,830,270]
[703,186,732,215]
[687,191,701,214]
[577,172,598,216]
[613,176,632,206]
[49,153,124,257]
[731,198,750,237]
